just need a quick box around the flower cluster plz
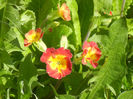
[23,3,102,79]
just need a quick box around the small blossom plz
[58,3,71,21]
[109,11,112,16]
[40,47,72,79]
[82,41,101,68]
[24,28,44,47]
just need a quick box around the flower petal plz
[40,48,55,63]
[24,39,32,47]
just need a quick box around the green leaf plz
[43,24,72,48]
[127,18,133,36]
[0,49,18,71]
[66,0,82,46]
[113,0,122,15]
[0,0,6,10]
[94,0,112,14]
[76,0,94,41]
[28,0,54,27]
[5,5,21,32]
[20,10,36,33]
[4,28,23,53]
[117,90,133,99]
[88,18,128,99]
[19,54,37,82]
[113,0,132,15]
[19,54,37,99]
[63,72,86,95]
[0,70,12,77]
[56,95,76,99]
[13,27,31,55]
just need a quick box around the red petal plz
[109,11,112,16]
[82,57,87,65]
[55,47,72,58]
[27,30,35,36]
[46,64,61,79]
[83,41,98,50]
[36,28,44,39]
[40,32,44,39]
[62,57,72,75]
[89,60,98,68]
[24,39,31,47]
[40,48,55,63]
[36,28,42,33]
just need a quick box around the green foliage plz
[18,54,38,99]
[127,18,133,36]
[28,0,54,27]
[77,0,94,41]
[56,95,76,99]
[43,24,72,48]
[66,0,82,46]
[88,18,128,99]
[20,10,36,33]
[0,0,6,10]
[94,0,112,13]
[118,90,133,99]
[0,0,133,98]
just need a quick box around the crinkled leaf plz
[87,18,128,99]
[20,10,36,33]
[19,54,37,99]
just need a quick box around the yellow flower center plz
[84,47,97,61]
[59,7,65,19]
[28,32,41,43]
[48,55,67,73]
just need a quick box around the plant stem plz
[83,18,94,43]
[40,18,48,29]
[84,31,91,42]
[120,0,126,17]
[48,80,62,98]
[55,79,62,90]
[49,84,58,97]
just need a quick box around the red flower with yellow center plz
[40,47,72,79]
[82,41,101,68]
[24,28,44,47]
[58,3,71,21]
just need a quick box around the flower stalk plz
[120,0,126,17]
